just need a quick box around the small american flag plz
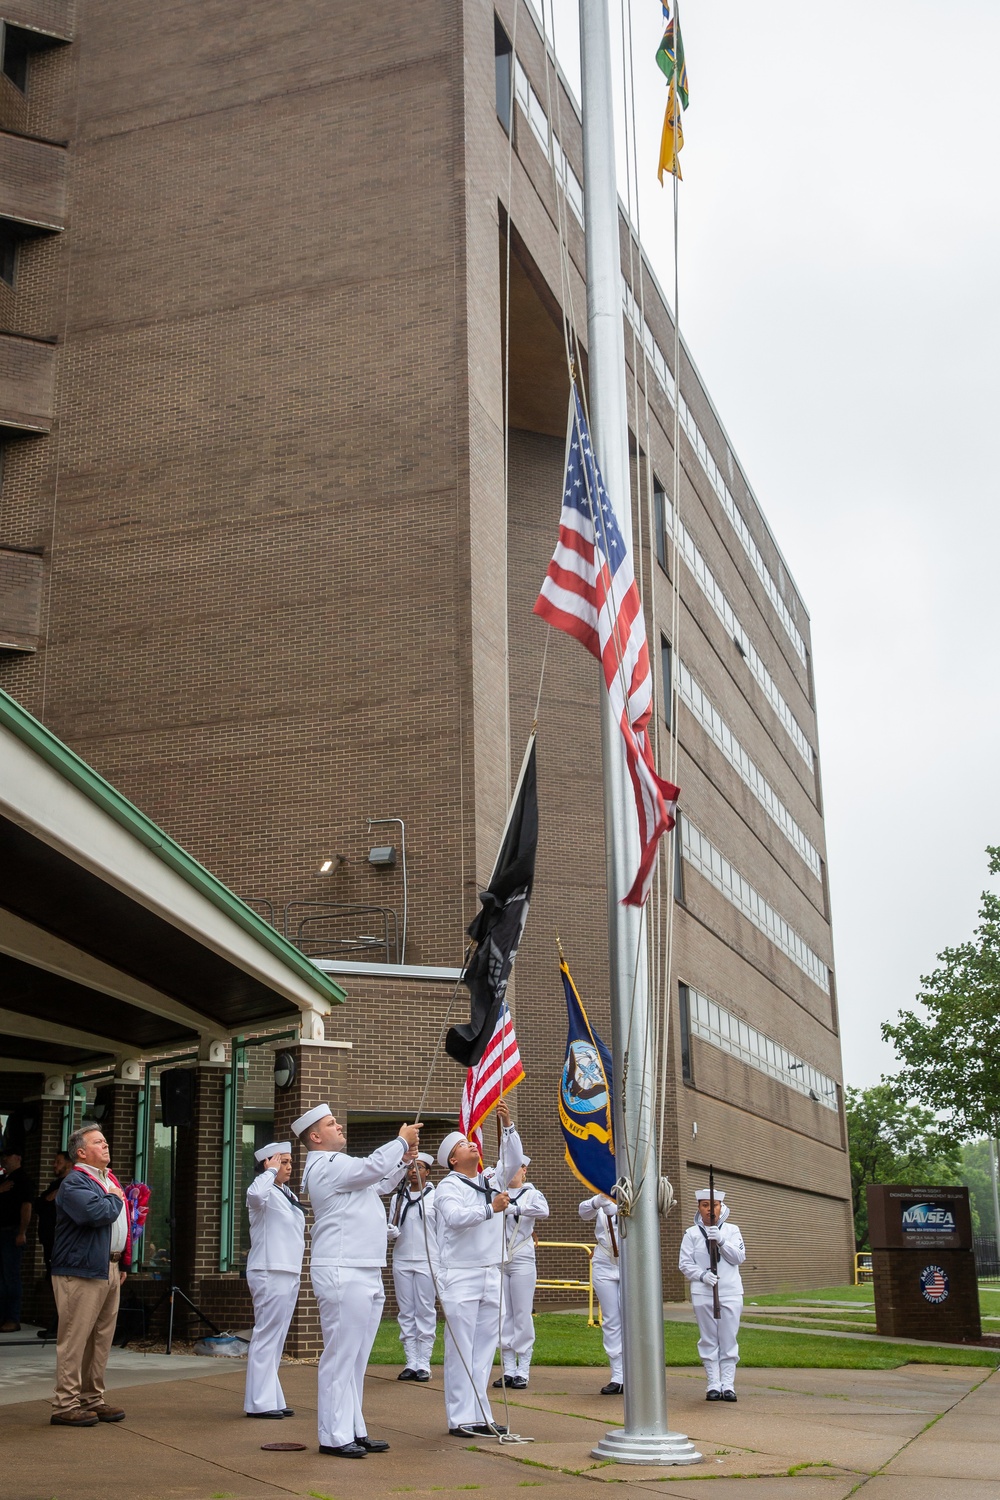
[534,383,679,905]
[459,1001,525,1157]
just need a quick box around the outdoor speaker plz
[160,1068,196,1128]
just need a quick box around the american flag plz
[459,1001,525,1158]
[534,383,679,906]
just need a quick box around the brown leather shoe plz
[50,1409,99,1427]
[88,1404,126,1422]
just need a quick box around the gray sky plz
[541,0,1000,1089]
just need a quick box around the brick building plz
[0,0,853,1346]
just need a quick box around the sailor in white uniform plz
[294,1103,420,1458]
[434,1099,523,1436]
[678,1186,746,1402]
[494,1158,548,1389]
[384,1151,438,1382]
[244,1142,305,1419]
[578,1190,622,1394]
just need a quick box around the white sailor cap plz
[437,1131,468,1169]
[521,1156,530,1167]
[291,1104,332,1138]
[415,1152,434,1167]
[695,1186,726,1201]
[254,1141,291,1163]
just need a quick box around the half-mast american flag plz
[534,383,679,905]
[459,1000,525,1158]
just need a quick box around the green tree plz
[845,1083,961,1249]
[960,1138,1000,1240]
[882,847,1000,1140]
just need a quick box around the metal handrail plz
[535,1240,600,1326]
[854,1251,873,1285]
[282,901,399,963]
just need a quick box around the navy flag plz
[558,955,616,1196]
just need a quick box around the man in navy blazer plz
[50,1125,132,1427]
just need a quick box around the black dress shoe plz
[722,1389,738,1402]
[706,1389,723,1401]
[414,1369,431,1381]
[449,1426,478,1436]
[398,1367,419,1381]
[246,1410,285,1419]
[492,1374,515,1388]
[282,1408,294,1416]
[319,1442,367,1457]
[600,1381,623,1396]
[355,1435,390,1452]
[510,1376,528,1390]
[468,1423,508,1435]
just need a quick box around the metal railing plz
[974,1235,999,1283]
[854,1251,873,1285]
[535,1241,600,1326]
[283,901,399,963]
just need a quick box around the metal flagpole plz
[578,0,699,1467]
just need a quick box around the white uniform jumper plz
[578,1195,622,1384]
[500,1184,549,1381]
[303,1138,409,1450]
[244,1169,306,1414]
[386,1182,438,1376]
[434,1126,523,1430]
[678,1205,746,1394]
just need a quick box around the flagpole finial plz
[556,933,566,960]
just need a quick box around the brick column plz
[271,1040,352,1357]
[171,1062,227,1334]
[21,1084,69,1326]
[103,1079,140,1182]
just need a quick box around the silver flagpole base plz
[591,1429,703,1465]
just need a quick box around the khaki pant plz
[51,1263,121,1412]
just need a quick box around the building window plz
[660,635,672,729]
[2,25,30,92]
[654,479,667,572]
[678,983,693,1082]
[495,17,513,134]
[0,222,19,288]
[683,981,839,1108]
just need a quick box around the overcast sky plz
[539,0,1000,1090]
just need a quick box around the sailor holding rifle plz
[384,1151,438,1383]
[243,1141,305,1420]
[434,1098,523,1436]
[578,1189,623,1395]
[293,1104,419,1458]
[678,1182,746,1402]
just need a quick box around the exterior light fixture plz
[368,845,397,868]
[273,1051,296,1092]
[319,859,333,873]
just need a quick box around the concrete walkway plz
[1,1349,996,1500]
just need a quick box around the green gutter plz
[0,688,346,1008]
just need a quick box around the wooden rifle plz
[709,1163,721,1319]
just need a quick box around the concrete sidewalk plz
[0,1353,996,1500]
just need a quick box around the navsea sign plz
[920,1265,950,1304]
[901,1202,957,1235]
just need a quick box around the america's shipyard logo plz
[902,1202,956,1233]
[920,1265,950,1304]
[562,1041,608,1115]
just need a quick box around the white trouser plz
[592,1257,622,1383]
[693,1299,742,1391]
[438,1265,501,1429]
[393,1263,437,1372]
[500,1255,537,1375]
[244,1269,299,1414]
[312,1264,385,1448]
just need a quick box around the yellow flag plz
[657,79,684,184]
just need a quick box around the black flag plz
[445,735,538,1069]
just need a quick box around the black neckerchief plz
[399,1186,433,1224]
[451,1171,493,1201]
[279,1183,305,1214]
[510,1186,530,1205]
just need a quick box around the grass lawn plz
[369,1310,1000,1372]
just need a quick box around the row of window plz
[622,279,807,668]
[672,652,822,880]
[495,19,584,228]
[680,818,830,994]
[678,983,838,1109]
[659,490,815,770]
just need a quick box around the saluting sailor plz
[243,1141,305,1420]
[494,1158,548,1390]
[678,1185,746,1402]
[385,1151,438,1383]
[578,1190,623,1395]
[293,1103,420,1459]
[433,1099,523,1436]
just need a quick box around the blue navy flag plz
[558,956,616,1196]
